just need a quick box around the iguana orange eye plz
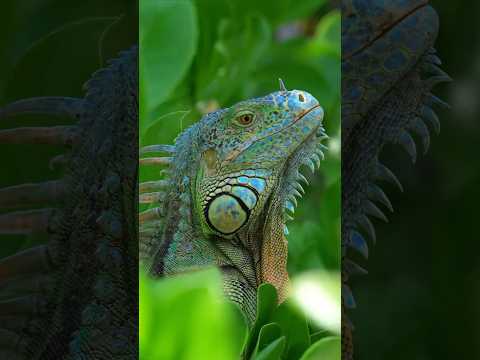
[235,112,255,126]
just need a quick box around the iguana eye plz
[235,111,255,127]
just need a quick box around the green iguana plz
[341,0,450,358]
[139,80,327,323]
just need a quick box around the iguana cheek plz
[201,148,218,177]
[205,185,259,235]
[207,195,248,234]
[199,171,269,236]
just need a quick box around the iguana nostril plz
[298,93,305,102]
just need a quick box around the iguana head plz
[194,85,324,239]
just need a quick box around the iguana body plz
[140,84,327,322]
[0,47,138,359]
[341,1,450,358]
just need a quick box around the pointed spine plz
[140,144,176,155]
[139,207,164,224]
[0,209,55,235]
[0,126,77,145]
[374,163,403,192]
[139,157,172,166]
[0,245,53,281]
[139,180,168,193]
[0,180,65,208]
[398,130,417,163]
[366,184,393,212]
[0,97,85,119]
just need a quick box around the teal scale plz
[205,175,267,235]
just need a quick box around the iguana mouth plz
[294,104,322,124]
[275,103,323,136]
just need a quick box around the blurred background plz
[351,1,480,359]
[139,0,341,358]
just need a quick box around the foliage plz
[140,268,247,359]
[140,0,340,358]
[140,268,340,360]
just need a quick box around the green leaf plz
[245,283,278,357]
[299,337,341,360]
[256,283,278,323]
[271,301,311,360]
[252,323,283,358]
[254,336,286,360]
[193,0,230,58]
[139,271,153,356]
[305,10,341,58]
[309,330,331,344]
[140,268,247,360]
[195,13,271,105]
[140,0,198,128]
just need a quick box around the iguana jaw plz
[194,90,325,238]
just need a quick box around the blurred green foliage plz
[140,0,340,359]
[140,268,247,359]
[140,268,340,360]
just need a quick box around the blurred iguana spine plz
[0,47,138,359]
[341,1,450,358]
[139,80,328,323]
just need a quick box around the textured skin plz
[0,48,138,359]
[341,1,450,358]
[140,87,327,323]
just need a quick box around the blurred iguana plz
[341,0,450,358]
[139,81,327,323]
[0,47,138,359]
